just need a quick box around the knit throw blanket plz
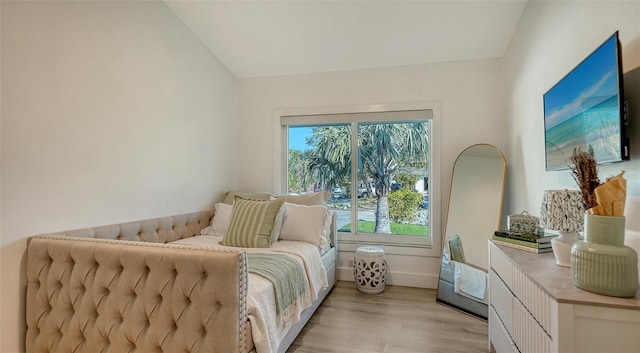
[247,253,307,320]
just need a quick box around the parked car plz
[391,182,402,191]
[357,186,370,198]
[357,183,376,198]
[332,186,345,198]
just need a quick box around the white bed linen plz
[171,235,328,353]
[453,261,488,304]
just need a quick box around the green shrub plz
[388,189,422,223]
[395,173,420,191]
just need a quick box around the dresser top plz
[491,241,640,310]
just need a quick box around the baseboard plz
[336,266,439,289]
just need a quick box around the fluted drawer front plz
[490,270,513,330]
[489,307,520,353]
[512,294,552,353]
[490,243,515,288]
[490,243,554,337]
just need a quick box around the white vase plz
[551,231,579,267]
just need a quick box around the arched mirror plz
[436,144,506,320]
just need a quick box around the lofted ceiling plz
[165,1,528,78]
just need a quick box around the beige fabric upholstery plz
[223,192,273,205]
[274,191,331,206]
[26,236,249,353]
[51,211,213,243]
[24,209,333,353]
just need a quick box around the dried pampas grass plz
[569,145,601,210]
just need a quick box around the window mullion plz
[350,122,359,234]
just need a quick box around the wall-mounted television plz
[543,31,629,171]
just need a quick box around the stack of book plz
[492,230,557,253]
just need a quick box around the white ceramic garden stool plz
[353,246,388,294]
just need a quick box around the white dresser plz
[489,241,640,353]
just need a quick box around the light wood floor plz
[287,281,489,353]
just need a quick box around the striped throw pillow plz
[222,198,285,248]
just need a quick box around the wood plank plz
[288,281,489,353]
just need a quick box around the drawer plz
[490,242,515,287]
[511,295,552,353]
[489,306,519,353]
[490,270,513,330]
[490,242,554,337]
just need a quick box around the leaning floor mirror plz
[436,144,507,320]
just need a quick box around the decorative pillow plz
[279,203,332,249]
[222,198,285,248]
[223,191,273,205]
[274,191,330,206]
[448,234,467,263]
[271,205,287,243]
[201,202,234,235]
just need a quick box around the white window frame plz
[273,102,442,257]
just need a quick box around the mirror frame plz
[435,143,507,320]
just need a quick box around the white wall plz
[237,59,508,288]
[0,2,238,352]
[504,2,640,237]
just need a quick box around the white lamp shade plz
[540,190,584,232]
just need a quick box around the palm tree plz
[288,149,312,193]
[306,122,429,234]
[306,126,352,190]
[359,123,429,233]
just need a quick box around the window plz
[280,109,436,248]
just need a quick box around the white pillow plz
[271,205,287,243]
[279,203,332,249]
[201,202,234,235]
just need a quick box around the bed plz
[436,235,488,319]
[25,193,337,353]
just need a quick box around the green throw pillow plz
[222,198,285,248]
[448,234,467,263]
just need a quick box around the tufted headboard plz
[24,210,256,353]
[43,210,214,243]
[26,236,249,353]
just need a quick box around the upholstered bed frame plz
[25,210,336,353]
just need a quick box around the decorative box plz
[508,211,540,234]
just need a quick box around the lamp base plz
[551,231,579,267]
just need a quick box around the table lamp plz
[540,189,584,267]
